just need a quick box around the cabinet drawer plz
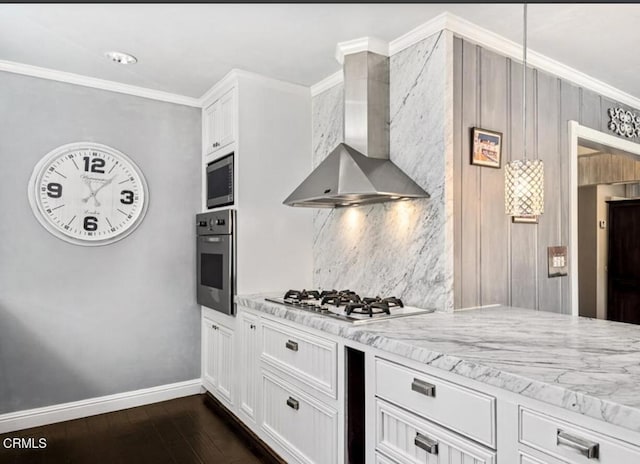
[376,399,496,464]
[375,358,496,447]
[261,319,337,398]
[519,407,640,464]
[261,371,337,464]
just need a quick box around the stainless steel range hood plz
[284,50,429,208]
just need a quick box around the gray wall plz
[452,37,640,313]
[0,72,201,414]
[312,32,453,311]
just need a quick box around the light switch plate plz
[548,246,568,277]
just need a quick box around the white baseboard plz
[0,378,203,434]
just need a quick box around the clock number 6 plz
[120,190,134,205]
[83,216,98,231]
[83,156,106,174]
[46,182,62,198]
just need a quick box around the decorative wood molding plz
[0,379,202,434]
[608,107,640,138]
[0,59,201,107]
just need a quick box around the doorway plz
[570,121,640,321]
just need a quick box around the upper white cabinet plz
[204,86,236,156]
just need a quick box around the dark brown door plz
[607,199,640,324]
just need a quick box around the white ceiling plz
[1,4,640,99]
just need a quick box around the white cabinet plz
[261,370,338,464]
[518,407,640,464]
[238,310,259,424]
[376,400,496,464]
[257,316,340,463]
[204,86,235,155]
[202,317,234,406]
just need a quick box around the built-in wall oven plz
[196,209,235,315]
[206,153,234,209]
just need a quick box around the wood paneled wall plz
[452,37,640,313]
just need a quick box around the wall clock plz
[27,142,149,246]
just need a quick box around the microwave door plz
[197,235,233,314]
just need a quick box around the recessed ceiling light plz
[105,51,137,65]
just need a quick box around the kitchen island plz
[237,295,640,434]
[206,294,640,464]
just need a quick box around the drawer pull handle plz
[286,397,299,410]
[411,378,436,397]
[414,433,438,455]
[557,429,599,459]
[286,340,299,351]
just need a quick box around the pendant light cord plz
[523,2,528,161]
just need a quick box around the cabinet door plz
[239,312,259,423]
[202,319,219,391]
[216,324,235,405]
[204,101,220,155]
[217,87,235,150]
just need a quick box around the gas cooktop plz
[265,289,435,325]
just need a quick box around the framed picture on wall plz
[471,127,502,168]
[512,215,538,224]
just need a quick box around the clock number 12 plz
[83,156,106,174]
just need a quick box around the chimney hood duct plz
[284,50,429,208]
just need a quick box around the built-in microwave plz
[206,153,234,209]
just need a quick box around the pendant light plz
[505,3,544,217]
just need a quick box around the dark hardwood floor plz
[0,395,265,464]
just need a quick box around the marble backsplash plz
[312,31,454,311]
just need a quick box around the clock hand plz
[92,175,116,197]
[81,178,97,203]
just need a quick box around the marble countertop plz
[237,294,640,434]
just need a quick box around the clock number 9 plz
[46,182,63,198]
[83,156,106,174]
[120,190,134,205]
[83,216,98,231]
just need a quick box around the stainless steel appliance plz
[283,51,429,208]
[206,153,234,209]
[197,209,235,315]
[266,290,434,325]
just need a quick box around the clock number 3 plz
[83,216,98,231]
[46,182,62,198]
[120,190,134,205]
[83,156,106,174]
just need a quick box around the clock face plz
[28,142,149,246]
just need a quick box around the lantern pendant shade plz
[505,159,544,216]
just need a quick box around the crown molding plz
[443,13,640,110]
[334,36,389,64]
[310,70,343,97]
[199,68,309,106]
[311,11,640,110]
[0,60,201,107]
[389,12,449,56]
